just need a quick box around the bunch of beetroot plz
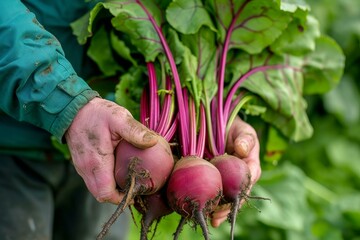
[72,0,345,239]
[93,1,254,238]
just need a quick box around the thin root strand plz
[195,210,210,240]
[173,216,186,240]
[96,175,136,240]
[229,197,240,240]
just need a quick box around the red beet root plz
[211,154,251,240]
[97,136,174,239]
[134,190,173,240]
[114,137,174,194]
[166,156,223,240]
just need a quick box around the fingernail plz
[143,131,157,143]
[240,141,249,155]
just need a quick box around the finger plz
[243,157,261,185]
[233,132,256,158]
[110,104,159,149]
[240,136,261,185]
[211,215,228,228]
[92,156,123,203]
[210,208,230,228]
[233,131,256,159]
[67,129,123,204]
[72,150,124,204]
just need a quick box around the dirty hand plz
[65,97,158,204]
[210,116,261,228]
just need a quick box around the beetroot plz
[97,136,174,239]
[166,156,223,240]
[114,137,174,194]
[134,190,173,240]
[210,154,251,240]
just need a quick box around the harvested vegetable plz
[97,136,174,239]
[134,190,173,240]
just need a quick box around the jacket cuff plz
[44,75,100,142]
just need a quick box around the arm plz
[0,0,97,142]
[0,1,158,204]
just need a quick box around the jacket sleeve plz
[0,0,99,142]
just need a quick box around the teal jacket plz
[0,0,101,160]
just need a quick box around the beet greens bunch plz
[72,0,344,239]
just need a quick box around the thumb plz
[233,132,256,158]
[113,108,159,149]
[228,117,257,158]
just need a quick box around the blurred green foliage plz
[128,0,360,239]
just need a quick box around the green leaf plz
[166,0,216,34]
[323,75,360,125]
[71,2,109,45]
[253,163,308,231]
[87,25,122,76]
[336,193,360,228]
[262,106,313,142]
[178,48,200,100]
[100,1,165,62]
[227,51,313,141]
[114,67,146,120]
[129,210,205,239]
[110,30,137,66]
[225,33,345,142]
[302,35,345,94]
[166,28,186,65]
[171,27,218,106]
[325,136,360,177]
[279,0,311,13]
[244,101,267,116]
[271,15,320,55]
[316,0,360,52]
[71,12,92,45]
[207,0,292,54]
[309,220,343,240]
[180,27,217,79]
[337,193,360,215]
[264,126,289,163]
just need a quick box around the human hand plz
[210,116,261,228]
[65,97,158,204]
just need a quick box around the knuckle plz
[117,105,133,119]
